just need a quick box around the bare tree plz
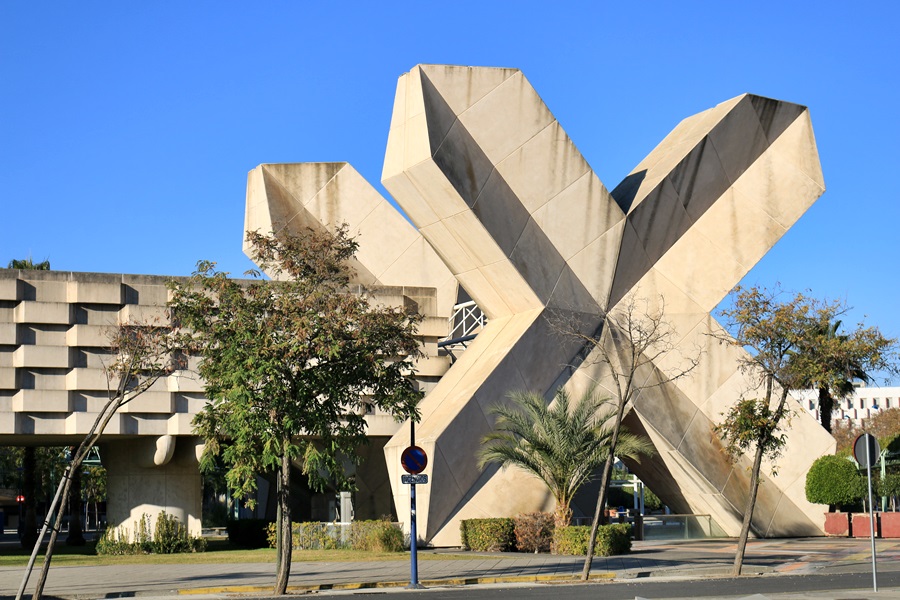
[19,319,182,600]
[553,294,699,581]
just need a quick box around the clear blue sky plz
[2,3,898,380]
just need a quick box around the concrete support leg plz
[102,436,203,538]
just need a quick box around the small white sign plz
[401,474,429,485]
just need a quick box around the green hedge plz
[553,524,632,556]
[96,512,206,555]
[265,519,405,551]
[350,519,405,552]
[459,518,516,552]
[805,455,866,510]
[267,522,342,550]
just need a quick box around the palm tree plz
[478,387,654,530]
[7,257,50,270]
[798,319,873,433]
[814,320,864,433]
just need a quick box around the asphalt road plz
[318,572,900,600]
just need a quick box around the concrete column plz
[102,436,203,538]
[21,447,37,549]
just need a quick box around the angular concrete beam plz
[383,65,624,319]
[245,162,458,316]
[381,66,631,543]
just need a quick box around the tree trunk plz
[66,463,85,546]
[581,396,628,581]
[274,450,292,595]
[31,465,74,600]
[580,452,614,580]
[818,387,834,433]
[733,441,765,576]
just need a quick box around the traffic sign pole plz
[855,432,880,593]
[409,479,422,588]
[866,435,878,592]
[407,419,424,589]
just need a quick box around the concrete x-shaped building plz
[246,65,834,545]
[0,65,834,543]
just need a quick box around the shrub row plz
[459,518,516,552]
[460,515,632,556]
[96,512,206,555]
[514,512,554,553]
[553,523,632,556]
[264,519,405,552]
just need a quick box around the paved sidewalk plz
[2,537,899,599]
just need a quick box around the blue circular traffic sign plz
[401,445,428,474]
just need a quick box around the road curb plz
[177,572,617,595]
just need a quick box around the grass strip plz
[0,540,485,567]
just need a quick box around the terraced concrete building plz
[0,270,451,533]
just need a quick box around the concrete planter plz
[823,512,851,537]
[852,513,880,538]
[880,512,900,538]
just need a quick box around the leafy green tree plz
[81,465,107,529]
[878,473,900,511]
[642,486,663,512]
[833,408,900,456]
[169,228,422,596]
[714,285,840,576]
[805,454,866,511]
[479,387,654,530]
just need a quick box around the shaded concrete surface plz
[2,538,900,599]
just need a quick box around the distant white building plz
[792,386,900,426]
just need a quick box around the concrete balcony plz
[167,372,205,393]
[0,368,14,389]
[67,280,123,304]
[118,391,174,414]
[13,345,70,368]
[0,277,19,301]
[167,413,195,435]
[0,323,15,345]
[363,413,405,436]
[418,316,450,338]
[65,411,101,435]
[118,304,168,325]
[14,302,71,325]
[414,355,451,377]
[13,389,70,412]
[66,368,109,391]
[67,324,111,347]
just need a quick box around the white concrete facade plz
[793,386,900,426]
